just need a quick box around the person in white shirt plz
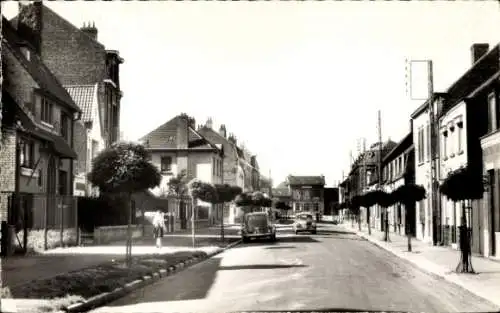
[152,210,166,249]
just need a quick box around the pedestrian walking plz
[153,210,166,249]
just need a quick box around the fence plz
[6,192,78,253]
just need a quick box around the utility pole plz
[378,110,389,241]
[427,60,439,246]
[363,138,371,235]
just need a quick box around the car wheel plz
[242,236,249,243]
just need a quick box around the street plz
[90,224,498,313]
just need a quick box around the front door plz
[489,169,496,256]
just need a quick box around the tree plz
[439,167,484,273]
[213,184,242,241]
[370,190,395,241]
[360,191,379,235]
[186,179,218,247]
[350,195,362,230]
[88,142,161,266]
[235,192,253,207]
[166,169,190,229]
[392,183,426,252]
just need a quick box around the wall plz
[40,7,106,85]
[412,110,432,243]
[0,129,17,223]
[439,101,468,248]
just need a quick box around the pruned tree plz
[350,195,362,230]
[370,190,395,241]
[187,179,218,248]
[167,169,189,229]
[439,167,484,273]
[88,142,161,266]
[214,184,242,241]
[360,190,379,235]
[392,183,426,252]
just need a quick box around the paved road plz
[90,225,499,313]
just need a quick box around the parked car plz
[293,212,317,234]
[241,212,276,243]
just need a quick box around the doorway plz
[488,169,496,256]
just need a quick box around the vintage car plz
[241,212,277,243]
[293,212,317,234]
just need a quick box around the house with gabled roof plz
[196,118,261,223]
[139,113,224,228]
[1,16,82,254]
[64,83,104,196]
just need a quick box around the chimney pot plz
[471,43,489,64]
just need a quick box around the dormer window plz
[449,123,455,132]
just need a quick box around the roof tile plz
[65,84,97,123]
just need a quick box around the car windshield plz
[246,215,269,228]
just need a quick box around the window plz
[418,128,424,164]
[20,139,34,168]
[38,169,43,187]
[58,170,68,195]
[60,112,69,141]
[442,130,448,159]
[457,118,464,154]
[41,98,53,124]
[426,124,431,161]
[448,123,455,157]
[488,93,497,133]
[160,156,172,173]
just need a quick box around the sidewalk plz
[343,222,500,308]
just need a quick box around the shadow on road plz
[219,264,308,270]
[264,245,296,250]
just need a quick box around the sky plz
[2,1,500,187]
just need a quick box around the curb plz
[58,240,242,313]
[346,226,500,308]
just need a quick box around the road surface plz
[90,224,498,313]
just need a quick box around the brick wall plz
[39,7,106,85]
[0,128,17,222]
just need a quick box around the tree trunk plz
[221,203,225,243]
[367,207,371,235]
[456,200,474,273]
[383,207,391,242]
[126,192,133,267]
[191,196,196,248]
[358,213,361,231]
[405,202,412,252]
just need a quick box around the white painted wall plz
[439,101,467,247]
[412,109,433,243]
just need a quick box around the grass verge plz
[5,250,210,312]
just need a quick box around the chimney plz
[17,1,43,54]
[176,114,189,149]
[81,21,98,41]
[219,124,227,138]
[471,43,489,64]
[205,117,213,129]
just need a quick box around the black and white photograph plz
[1,0,500,312]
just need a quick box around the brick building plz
[286,175,326,220]
[12,2,124,195]
[1,17,81,253]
